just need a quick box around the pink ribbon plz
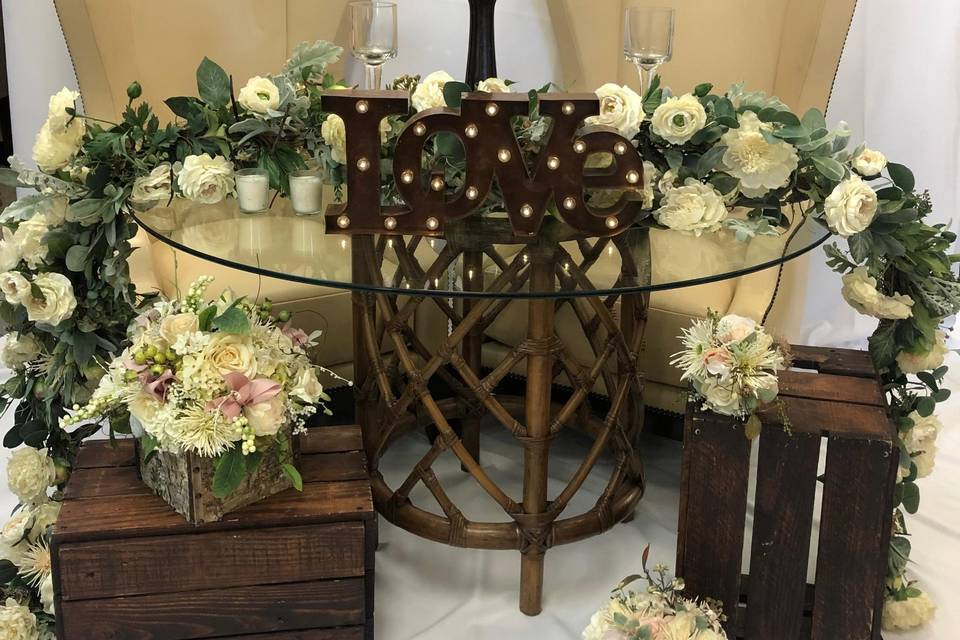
[205,372,281,420]
[141,369,174,402]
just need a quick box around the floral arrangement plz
[583,549,726,640]
[61,277,331,497]
[671,312,786,435]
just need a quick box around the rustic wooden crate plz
[51,425,376,640]
[138,423,299,524]
[677,345,897,640]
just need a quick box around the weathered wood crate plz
[51,425,376,640]
[678,346,897,640]
[138,423,298,524]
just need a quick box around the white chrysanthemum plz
[655,179,728,236]
[903,411,942,478]
[824,176,878,237]
[841,267,913,319]
[650,94,707,145]
[897,331,949,374]
[721,111,799,197]
[167,405,239,457]
[0,597,41,640]
[411,70,455,112]
[17,538,51,590]
[6,448,56,504]
[882,591,936,631]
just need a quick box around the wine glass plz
[350,1,398,90]
[623,6,675,96]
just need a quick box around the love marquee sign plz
[323,91,647,237]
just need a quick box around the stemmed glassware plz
[350,1,398,90]
[623,6,675,96]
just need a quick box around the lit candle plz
[235,168,270,213]
[289,170,324,215]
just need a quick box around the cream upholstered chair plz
[55,0,856,406]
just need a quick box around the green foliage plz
[212,445,247,499]
[196,57,232,108]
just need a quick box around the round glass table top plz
[134,199,829,299]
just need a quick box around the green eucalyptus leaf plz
[901,481,920,514]
[801,107,827,131]
[916,396,936,417]
[811,156,845,182]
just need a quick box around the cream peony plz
[411,70,455,112]
[245,393,286,436]
[1,510,34,545]
[0,228,20,272]
[824,176,878,237]
[207,334,258,378]
[651,94,707,145]
[290,366,325,404]
[237,76,281,114]
[896,331,949,374]
[903,411,942,478]
[721,111,799,197]
[131,164,173,203]
[6,448,56,504]
[21,272,77,326]
[321,114,347,165]
[12,219,50,269]
[477,77,511,93]
[882,591,936,631]
[841,267,913,319]
[159,312,199,347]
[0,332,42,370]
[589,83,644,139]
[699,380,742,415]
[655,179,728,236]
[32,88,86,173]
[852,147,887,177]
[177,154,235,204]
[0,597,41,640]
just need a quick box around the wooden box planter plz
[678,346,897,640]
[52,425,376,640]
[138,423,299,524]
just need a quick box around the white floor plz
[3,356,958,639]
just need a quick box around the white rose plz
[882,591,936,631]
[32,123,81,173]
[702,347,733,377]
[0,228,21,272]
[852,147,887,177]
[129,392,163,433]
[45,88,84,137]
[589,83,644,139]
[840,267,913,319]
[321,114,347,165]
[716,314,757,344]
[207,334,258,378]
[657,169,679,195]
[651,93,707,145]
[290,367,324,404]
[904,411,942,478]
[6,448,56,504]
[21,273,77,326]
[244,393,286,436]
[1,511,34,545]
[0,597,41,640]
[27,501,60,542]
[177,154,235,204]
[0,271,31,304]
[412,70,455,112]
[699,380,742,416]
[721,111,799,197]
[12,219,50,269]
[896,331,949,374]
[131,164,173,203]
[0,332,42,370]
[237,76,281,114]
[31,88,85,173]
[640,160,658,209]
[655,179,728,236]
[40,575,54,615]
[477,77,511,93]
[159,313,199,347]
[823,176,878,237]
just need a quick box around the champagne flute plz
[623,6,675,97]
[350,1,398,90]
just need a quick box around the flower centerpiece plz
[583,548,727,640]
[61,277,332,523]
[671,312,787,437]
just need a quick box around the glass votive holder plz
[235,168,271,214]
[288,169,324,216]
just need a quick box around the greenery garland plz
[0,40,954,634]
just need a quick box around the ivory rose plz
[0,228,20,272]
[841,267,913,319]
[177,154,235,204]
[237,76,281,114]
[129,392,162,432]
[22,273,78,326]
[716,314,757,344]
[244,393,286,436]
[650,94,707,145]
[11,219,50,269]
[1,511,33,545]
[159,313,199,346]
[702,347,732,377]
[477,77,511,93]
[655,180,727,236]
[6,448,56,504]
[32,88,86,172]
[824,176,878,237]
[590,83,644,139]
[852,147,887,177]
[207,334,258,378]
[131,164,173,203]
[290,367,325,404]
[0,272,30,304]
[0,332,42,370]
[321,114,347,164]
[896,331,949,374]
[882,591,936,631]
[698,380,741,416]
[903,411,942,478]
[721,111,798,197]
[412,70,455,112]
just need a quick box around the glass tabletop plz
[133,198,829,300]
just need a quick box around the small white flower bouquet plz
[63,277,334,522]
[583,548,727,640]
[671,312,786,435]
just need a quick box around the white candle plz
[289,171,324,215]
[235,169,270,213]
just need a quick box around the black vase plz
[465,0,498,87]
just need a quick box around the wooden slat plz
[301,426,364,454]
[745,425,820,639]
[759,396,892,440]
[811,437,895,640]
[59,578,365,639]
[301,451,369,483]
[54,479,373,543]
[778,369,885,407]
[74,439,137,469]
[790,345,876,378]
[63,465,153,500]
[677,409,751,632]
[57,523,365,600]
[211,629,365,640]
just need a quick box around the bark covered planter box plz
[137,423,300,524]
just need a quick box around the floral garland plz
[0,39,955,634]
